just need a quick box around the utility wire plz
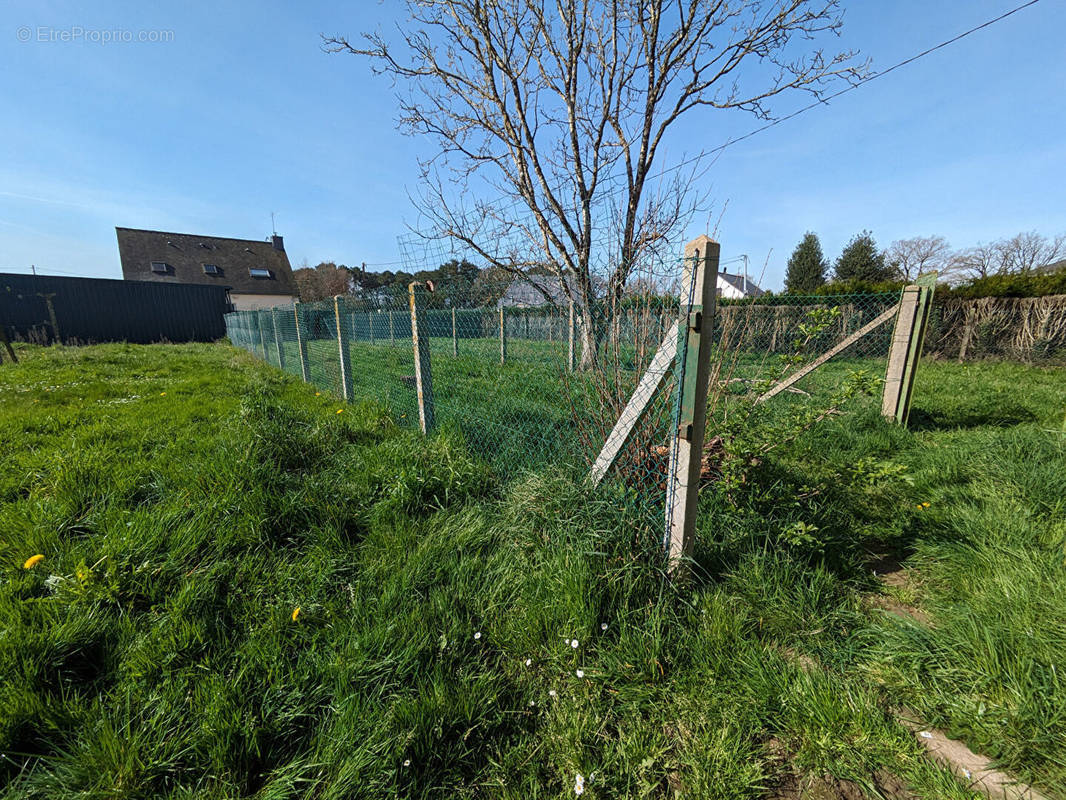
[421,0,1044,224]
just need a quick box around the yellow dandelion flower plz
[160,392,166,396]
[315,392,321,396]
[23,554,45,570]
[916,504,924,510]
[292,607,301,622]
[336,408,344,414]
[922,502,931,508]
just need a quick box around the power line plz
[421,0,1043,225]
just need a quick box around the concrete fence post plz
[664,236,719,574]
[882,272,936,426]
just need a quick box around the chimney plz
[271,234,285,252]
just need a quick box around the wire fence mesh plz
[226,266,905,550]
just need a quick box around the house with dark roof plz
[116,227,298,310]
[716,270,764,299]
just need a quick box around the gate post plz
[333,295,353,401]
[664,236,719,573]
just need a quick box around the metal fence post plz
[256,311,268,361]
[293,302,311,382]
[664,236,719,574]
[389,311,394,345]
[452,307,458,357]
[409,282,435,433]
[568,298,577,372]
[369,311,375,345]
[499,306,507,365]
[271,307,286,370]
[333,295,353,401]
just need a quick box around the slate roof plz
[116,227,297,297]
[717,271,765,297]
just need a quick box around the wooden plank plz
[756,303,899,404]
[333,295,353,401]
[409,282,435,433]
[292,303,310,382]
[588,321,680,486]
[665,236,719,573]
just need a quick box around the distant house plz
[498,272,575,308]
[716,270,765,300]
[116,227,298,311]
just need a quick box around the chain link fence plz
[226,267,904,547]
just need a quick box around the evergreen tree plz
[784,232,828,293]
[834,230,892,283]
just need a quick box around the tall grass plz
[0,344,1061,798]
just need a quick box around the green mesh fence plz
[225,276,904,541]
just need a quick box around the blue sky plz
[2,0,1063,290]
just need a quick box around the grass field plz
[1,343,1063,798]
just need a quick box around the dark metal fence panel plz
[0,273,233,344]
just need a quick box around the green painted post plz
[665,236,719,574]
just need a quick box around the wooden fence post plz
[409,282,435,433]
[292,303,311,381]
[499,306,507,365]
[333,295,353,401]
[882,273,936,425]
[567,298,576,372]
[271,308,286,370]
[664,236,719,573]
[452,307,458,356]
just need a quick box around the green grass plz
[1,343,1063,798]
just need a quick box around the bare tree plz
[949,231,1066,283]
[997,231,1065,274]
[325,1,862,367]
[886,235,950,281]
